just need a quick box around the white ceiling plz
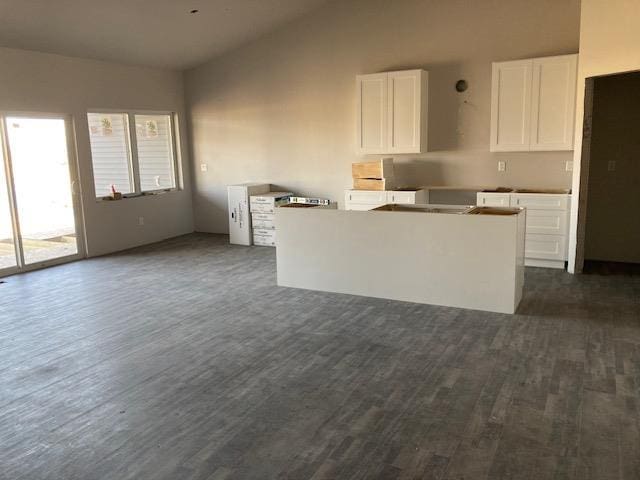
[0,0,330,70]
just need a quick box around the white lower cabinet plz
[477,193,510,207]
[524,209,567,235]
[525,234,567,262]
[345,189,427,210]
[477,192,570,269]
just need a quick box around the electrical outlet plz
[200,163,208,172]
[497,161,506,172]
[607,160,616,172]
[565,161,573,172]
[138,216,145,226]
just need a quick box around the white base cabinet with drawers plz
[477,192,570,269]
[344,189,427,210]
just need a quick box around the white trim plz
[0,115,25,268]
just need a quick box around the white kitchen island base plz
[276,205,526,314]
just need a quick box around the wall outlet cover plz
[565,161,573,172]
[497,161,506,172]
[200,163,208,172]
[138,216,145,226]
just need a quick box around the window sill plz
[96,188,179,202]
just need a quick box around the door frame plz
[0,112,86,277]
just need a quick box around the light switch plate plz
[565,161,573,172]
[607,160,616,172]
[497,161,506,172]
[200,163,208,172]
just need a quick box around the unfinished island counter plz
[275,204,526,314]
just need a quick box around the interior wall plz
[185,0,580,233]
[568,0,640,272]
[0,47,194,257]
[584,73,640,263]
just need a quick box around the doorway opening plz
[574,71,640,273]
[0,114,84,277]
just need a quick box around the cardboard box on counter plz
[250,192,292,213]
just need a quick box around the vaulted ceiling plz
[0,0,331,70]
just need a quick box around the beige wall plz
[568,0,640,271]
[0,47,194,257]
[584,73,640,263]
[185,0,580,233]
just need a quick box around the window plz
[88,111,178,198]
[134,115,176,192]
[87,113,133,196]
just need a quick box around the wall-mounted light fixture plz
[455,80,468,93]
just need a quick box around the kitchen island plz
[275,204,526,314]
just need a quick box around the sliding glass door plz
[0,137,17,273]
[0,114,83,277]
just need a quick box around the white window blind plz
[134,114,176,192]
[87,113,133,197]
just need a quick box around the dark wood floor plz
[1,234,639,480]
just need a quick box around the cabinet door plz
[490,60,533,152]
[525,234,567,261]
[530,55,578,151]
[387,70,426,154]
[388,191,414,204]
[346,190,388,205]
[356,73,388,154]
[525,209,568,235]
[477,193,511,207]
[510,194,570,210]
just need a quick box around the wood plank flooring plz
[0,233,639,479]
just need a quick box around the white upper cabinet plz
[490,60,533,152]
[490,54,577,152]
[357,69,428,155]
[530,55,578,151]
[357,73,388,154]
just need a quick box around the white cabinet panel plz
[387,190,427,204]
[525,209,567,235]
[530,55,578,151]
[525,234,566,261]
[345,190,388,205]
[356,73,388,154]
[477,193,511,207]
[490,54,577,152]
[357,70,427,154]
[511,193,570,210]
[490,60,532,152]
[345,189,426,210]
[388,70,427,154]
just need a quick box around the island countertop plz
[275,204,526,314]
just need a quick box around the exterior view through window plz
[87,113,133,197]
[87,112,178,198]
[134,114,176,192]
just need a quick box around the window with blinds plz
[87,111,179,198]
[87,113,133,197]
[134,114,176,192]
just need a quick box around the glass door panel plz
[6,117,78,266]
[0,144,17,271]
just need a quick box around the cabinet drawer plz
[525,210,568,235]
[477,193,511,207]
[511,194,569,210]
[525,233,567,261]
[344,203,378,211]
[345,190,388,205]
[387,190,424,204]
